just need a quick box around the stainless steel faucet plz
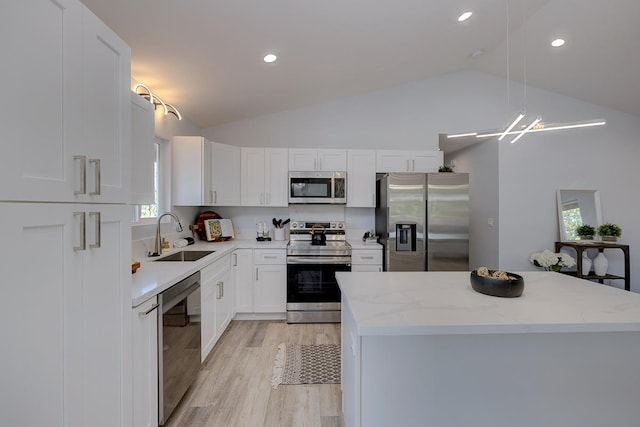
[150,212,184,256]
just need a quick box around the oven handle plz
[287,256,352,265]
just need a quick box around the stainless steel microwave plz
[288,171,346,204]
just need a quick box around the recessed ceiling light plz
[263,53,277,63]
[470,49,484,58]
[551,38,566,48]
[458,11,473,22]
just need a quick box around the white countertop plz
[336,271,640,336]
[131,239,288,307]
[347,240,382,250]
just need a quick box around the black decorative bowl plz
[470,270,524,298]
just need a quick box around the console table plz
[555,241,630,291]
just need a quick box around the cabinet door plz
[347,150,376,207]
[81,6,131,203]
[172,136,205,205]
[265,148,289,206]
[254,265,287,313]
[412,151,444,172]
[0,0,82,202]
[288,149,317,171]
[376,150,410,172]
[130,92,156,205]
[0,204,79,427]
[132,297,159,427]
[318,149,347,171]
[233,249,254,312]
[0,203,131,427]
[211,142,241,206]
[200,265,219,360]
[80,204,132,427]
[241,147,266,206]
[215,268,233,338]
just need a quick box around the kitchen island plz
[336,271,640,427]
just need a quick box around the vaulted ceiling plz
[81,0,640,128]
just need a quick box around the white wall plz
[445,139,499,270]
[202,70,640,291]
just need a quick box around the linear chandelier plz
[133,83,182,120]
[447,119,606,141]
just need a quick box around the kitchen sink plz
[153,250,215,262]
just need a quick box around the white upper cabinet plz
[241,147,288,206]
[172,136,240,206]
[289,149,346,171]
[376,150,443,173]
[210,142,241,206]
[1,0,82,202]
[130,92,155,205]
[347,150,377,207]
[81,6,131,203]
[0,1,130,203]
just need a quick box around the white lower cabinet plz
[201,254,232,361]
[254,249,287,313]
[351,249,383,272]
[132,297,158,427]
[1,203,131,427]
[234,248,286,314]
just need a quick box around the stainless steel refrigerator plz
[375,173,469,271]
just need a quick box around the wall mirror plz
[557,189,603,241]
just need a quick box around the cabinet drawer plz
[254,249,286,264]
[352,250,382,265]
[201,254,230,277]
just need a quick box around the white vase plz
[593,252,608,277]
[581,252,592,275]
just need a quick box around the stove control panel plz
[290,221,346,232]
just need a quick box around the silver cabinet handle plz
[73,155,87,195]
[412,159,416,171]
[256,267,259,281]
[233,253,238,266]
[216,282,222,299]
[209,190,214,204]
[406,159,410,171]
[221,281,224,298]
[361,256,374,260]
[73,211,86,251]
[89,159,101,195]
[213,190,217,204]
[139,303,159,316]
[89,211,101,249]
[264,255,277,259]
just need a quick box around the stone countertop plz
[336,271,640,336]
[131,239,288,307]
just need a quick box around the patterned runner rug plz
[271,343,341,388]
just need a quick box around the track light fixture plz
[133,83,182,120]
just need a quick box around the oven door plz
[286,257,351,304]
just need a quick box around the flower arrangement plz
[530,249,576,272]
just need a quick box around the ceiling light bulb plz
[551,38,566,48]
[263,54,277,63]
[458,11,473,22]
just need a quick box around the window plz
[134,137,168,223]
[139,142,160,219]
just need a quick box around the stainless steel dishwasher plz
[158,271,201,425]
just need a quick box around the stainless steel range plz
[286,220,351,323]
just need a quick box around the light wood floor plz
[165,320,344,427]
